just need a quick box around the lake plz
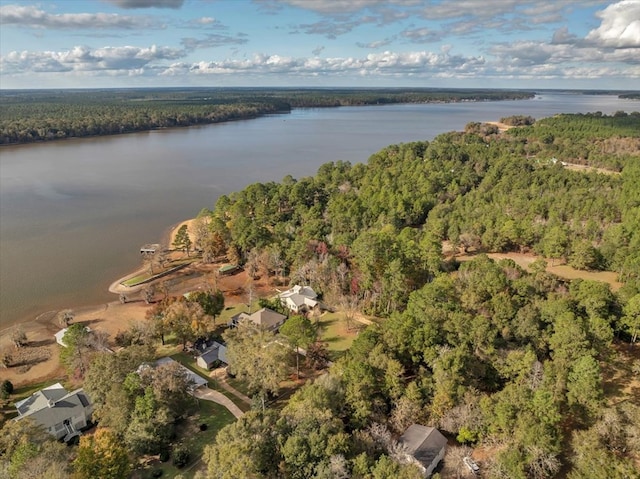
[1,92,638,328]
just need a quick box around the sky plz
[0,0,638,90]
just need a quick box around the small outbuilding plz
[140,243,160,255]
[196,341,228,370]
[399,424,447,477]
[218,264,240,276]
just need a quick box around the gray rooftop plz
[15,383,92,430]
[399,424,447,468]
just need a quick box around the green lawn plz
[316,312,360,360]
[217,300,263,326]
[121,259,195,287]
[122,273,151,287]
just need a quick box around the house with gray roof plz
[229,307,287,331]
[196,341,228,370]
[278,285,319,313]
[399,424,447,477]
[14,383,92,442]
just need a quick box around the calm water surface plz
[1,93,638,328]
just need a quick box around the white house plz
[399,424,447,477]
[278,285,318,313]
[14,383,93,442]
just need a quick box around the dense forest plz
[2,112,639,478]
[200,112,640,311]
[189,113,640,477]
[0,88,533,145]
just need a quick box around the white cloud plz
[272,0,420,15]
[401,27,443,43]
[0,4,156,29]
[1,44,184,75]
[104,0,184,9]
[586,0,640,48]
[181,34,248,50]
[356,38,394,49]
[159,49,485,78]
[196,17,217,25]
[489,38,640,70]
[419,0,520,20]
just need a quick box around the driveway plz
[193,386,244,419]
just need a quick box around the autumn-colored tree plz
[164,300,211,349]
[73,428,131,479]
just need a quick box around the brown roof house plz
[398,424,447,477]
[229,307,287,332]
[278,285,318,313]
[14,383,93,442]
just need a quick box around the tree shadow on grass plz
[27,338,55,348]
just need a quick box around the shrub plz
[199,423,208,431]
[173,446,190,469]
[151,470,163,478]
[0,380,13,399]
[159,449,170,462]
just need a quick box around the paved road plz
[193,387,244,419]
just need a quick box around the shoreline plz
[0,219,194,334]
[0,219,198,386]
[0,94,536,148]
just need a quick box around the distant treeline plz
[0,88,534,145]
[619,93,640,100]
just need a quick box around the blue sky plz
[1,0,638,89]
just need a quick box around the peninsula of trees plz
[0,88,534,145]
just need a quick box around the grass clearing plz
[316,312,360,360]
[459,252,623,291]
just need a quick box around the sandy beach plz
[0,218,262,388]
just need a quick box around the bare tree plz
[339,294,361,332]
[11,327,27,348]
[141,284,156,304]
[245,248,260,279]
[439,446,475,479]
[1,352,11,368]
[157,280,170,300]
[526,445,561,479]
[57,309,74,328]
